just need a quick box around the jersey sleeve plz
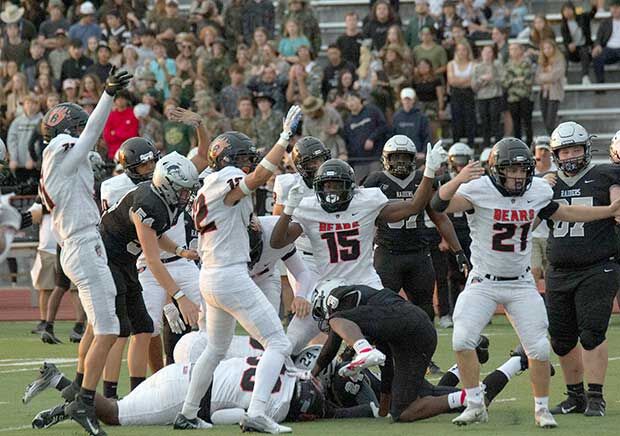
[538,200,560,220]
[455,177,484,206]
[202,166,246,206]
[273,175,291,206]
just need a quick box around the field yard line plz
[0,425,30,433]
[0,358,77,367]
[0,363,76,374]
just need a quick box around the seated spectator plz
[78,73,103,102]
[7,93,42,179]
[108,37,123,68]
[86,42,114,83]
[525,14,556,61]
[68,2,102,48]
[382,24,412,61]
[472,45,504,149]
[414,26,448,76]
[120,45,140,77]
[231,95,258,143]
[443,23,471,60]
[193,91,232,137]
[392,88,432,151]
[286,45,323,105]
[163,100,197,154]
[48,30,70,83]
[457,0,490,40]
[136,28,157,66]
[405,0,435,49]
[255,42,290,77]
[278,19,311,62]
[84,36,99,63]
[62,78,80,104]
[502,41,534,145]
[23,42,46,89]
[382,44,412,97]
[254,92,283,152]
[6,73,29,123]
[168,77,191,109]
[189,0,224,37]
[248,64,287,113]
[1,21,30,69]
[150,42,176,99]
[102,10,132,45]
[200,39,230,93]
[447,42,476,146]
[536,40,566,134]
[436,0,462,44]
[322,45,357,99]
[242,0,276,46]
[219,64,251,119]
[103,90,139,159]
[343,91,390,183]
[489,0,527,37]
[134,103,164,151]
[60,39,93,84]
[248,27,270,66]
[38,0,70,49]
[592,0,620,83]
[285,0,322,56]
[412,58,445,139]
[155,0,190,57]
[301,95,347,159]
[235,44,254,80]
[336,12,363,68]
[561,1,596,85]
[363,0,401,51]
[33,74,55,108]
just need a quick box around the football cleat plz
[452,401,488,425]
[338,348,385,378]
[476,335,490,365]
[535,408,558,428]
[69,328,83,343]
[32,403,68,429]
[41,330,63,344]
[427,360,443,375]
[509,344,555,376]
[23,362,61,404]
[65,396,106,435]
[240,413,292,433]
[550,391,586,415]
[31,321,46,334]
[584,391,606,417]
[438,315,453,329]
[172,413,213,430]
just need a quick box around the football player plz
[270,142,448,354]
[177,106,302,433]
[364,135,468,323]
[39,67,132,435]
[430,137,620,428]
[545,122,620,417]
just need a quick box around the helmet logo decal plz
[45,106,70,127]
[139,151,155,162]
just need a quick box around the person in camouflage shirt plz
[253,91,283,152]
[502,41,534,146]
[223,0,246,48]
[193,91,231,138]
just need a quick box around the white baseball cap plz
[79,1,95,15]
[400,87,416,100]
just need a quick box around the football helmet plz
[208,131,258,174]
[550,121,592,174]
[381,135,417,178]
[311,279,347,332]
[118,137,160,183]
[488,138,535,197]
[313,159,356,213]
[41,103,89,143]
[479,147,492,165]
[292,136,332,188]
[152,152,199,208]
[286,377,326,422]
[248,217,263,270]
[610,130,620,164]
[448,142,474,175]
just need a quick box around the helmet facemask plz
[384,151,415,178]
[125,155,159,183]
[491,162,534,196]
[231,150,258,174]
[314,179,354,213]
[553,144,589,175]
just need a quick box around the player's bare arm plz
[224,106,302,207]
[427,206,463,252]
[311,330,342,377]
[270,183,305,248]
[132,213,199,327]
[282,252,313,318]
[549,197,620,222]
[431,161,483,214]
[157,233,199,261]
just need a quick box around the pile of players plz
[14,67,620,435]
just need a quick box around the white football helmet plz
[152,152,199,208]
[610,130,620,164]
[311,278,347,331]
[479,147,492,164]
[381,134,417,178]
[448,142,474,175]
[550,121,592,174]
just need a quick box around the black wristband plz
[430,191,450,212]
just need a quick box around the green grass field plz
[2,317,620,436]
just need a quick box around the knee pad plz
[452,330,479,352]
[525,336,550,361]
[550,335,578,357]
[579,329,605,351]
[264,332,292,356]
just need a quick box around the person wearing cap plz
[284,0,321,55]
[155,0,190,57]
[68,1,102,48]
[38,0,70,46]
[218,64,250,119]
[86,42,114,83]
[593,0,620,83]
[103,90,140,159]
[392,88,432,152]
[61,79,80,103]
[254,92,283,151]
[405,0,435,49]
[321,44,356,99]
[242,0,275,46]
[301,95,347,160]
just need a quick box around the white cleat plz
[338,348,386,378]
[452,402,488,426]
[240,413,292,434]
[535,408,558,429]
[439,315,453,329]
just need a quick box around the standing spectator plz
[150,42,176,99]
[284,0,321,56]
[382,44,412,99]
[48,30,70,83]
[218,64,250,119]
[301,95,347,159]
[134,103,164,151]
[194,92,231,137]
[242,0,275,46]
[492,26,509,63]
[253,92,282,152]
[413,26,448,75]
[200,39,231,94]
[78,73,103,102]
[223,0,246,48]
[163,100,197,154]
[525,14,556,60]
[322,45,357,99]
[86,42,114,83]
[6,73,29,123]
[60,39,93,84]
[121,45,140,76]
[7,94,42,177]
[285,45,322,104]
[592,0,620,83]
[336,12,363,68]
[0,3,36,41]
[412,58,445,140]
[502,42,534,146]
[472,45,504,149]
[447,42,476,146]
[405,0,435,49]
[155,0,190,57]
[248,27,270,65]
[392,88,432,150]
[38,0,70,49]
[343,91,390,183]
[278,19,311,61]
[382,25,412,61]
[23,42,46,89]
[1,21,30,69]
[68,2,102,48]
[363,0,400,51]
[108,37,123,68]
[102,90,139,159]
[536,40,566,135]
[561,1,596,85]
[136,29,157,66]
[231,95,258,142]
[436,0,462,44]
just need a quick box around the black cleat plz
[550,391,586,415]
[61,382,80,403]
[32,403,68,429]
[172,413,212,429]
[31,321,46,334]
[69,328,83,343]
[23,362,61,404]
[584,391,606,417]
[427,360,443,375]
[476,335,490,364]
[41,330,63,344]
[509,344,555,376]
[65,396,106,435]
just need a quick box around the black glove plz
[455,250,471,277]
[104,67,133,96]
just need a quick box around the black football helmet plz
[489,137,535,197]
[41,103,89,143]
[248,218,263,270]
[208,131,258,174]
[118,137,160,183]
[292,136,332,188]
[313,159,355,213]
[286,377,326,422]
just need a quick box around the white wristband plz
[239,178,253,196]
[259,158,277,173]
[283,205,296,216]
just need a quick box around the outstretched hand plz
[105,66,133,96]
[455,161,485,184]
[169,107,203,128]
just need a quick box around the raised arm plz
[431,161,484,214]
[168,107,210,173]
[270,183,305,248]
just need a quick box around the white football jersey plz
[194,166,253,268]
[173,332,264,365]
[273,173,314,254]
[457,176,553,276]
[250,216,296,278]
[40,134,101,241]
[210,355,296,423]
[293,187,388,286]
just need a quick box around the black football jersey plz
[437,172,470,236]
[547,163,620,268]
[254,186,274,216]
[364,170,436,252]
[100,182,178,263]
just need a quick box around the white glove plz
[0,203,21,230]
[424,140,448,178]
[163,303,186,334]
[283,183,305,215]
[279,105,303,144]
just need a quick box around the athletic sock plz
[74,372,84,388]
[567,382,585,396]
[247,348,286,417]
[52,373,72,391]
[103,381,118,398]
[438,367,460,387]
[465,386,483,405]
[588,383,603,394]
[481,370,509,403]
[448,391,466,409]
[535,396,549,412]
[129,377,145,391]
[353,339,372,354]
[73,322,84,333]
[78,388,96,407]
[44,322,54,334]
[497,356,523,380]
